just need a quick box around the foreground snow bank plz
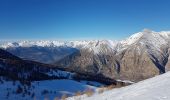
[0,79,101,100]
[68,71,170,100]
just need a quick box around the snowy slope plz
[0,79,103,100]
[68,71,170,100]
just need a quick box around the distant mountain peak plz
[0,29,170,55]
[121,29,170,47]
[142,28,154,33]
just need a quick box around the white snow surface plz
[0,79,101,100]
[68,71,170,100]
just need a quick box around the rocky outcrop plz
[118,44,160,81]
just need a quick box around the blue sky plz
[0,0,170,40]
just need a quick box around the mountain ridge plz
[1,29,170,81]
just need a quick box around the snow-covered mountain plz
[121,29,170,45]
[123,29,170,48]
[67,71,170,100]
[0,40,118,64]
[0,29,169,55]
[0,40,117,50]
[0,29,170,82]
[0,29,170,99]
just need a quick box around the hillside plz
[0,49,108,99]
[0,79,102,100]
[68,71,170,100]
